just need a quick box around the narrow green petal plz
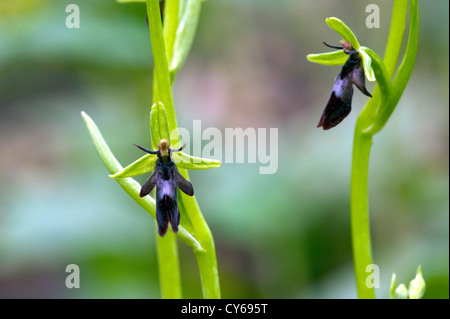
[110,154,157,178]
[325,17,360,49]
[359,49,376,82]
[173,152,221,169]
[110,150,221,179]
[307,50,348,65]
[359,47,391,104]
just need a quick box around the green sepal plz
[109,153,157,179]
[173,151,221,169]
[307,50,348,65]
[110,150,221,179]
[325,17,360,50]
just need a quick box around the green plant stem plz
[156,228,182,298]
[146,0,221,298]
[350,123,375,299]
[179,190,221,298]
[147,0,178,137]
[151,0,182,299]
[351,56,391,283]
[350,0,418,299]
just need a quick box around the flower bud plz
[394,283,408,299]
[408,266,426,299]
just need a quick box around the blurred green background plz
[0,0,448,298]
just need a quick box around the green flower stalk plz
[83,0,220,298]
[307,0,419,298]
[145,0,220,299]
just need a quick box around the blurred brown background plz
[0,0,448,298]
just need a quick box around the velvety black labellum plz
[134,141,194,237]
[317,42,372,130]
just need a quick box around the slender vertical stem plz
[179,189,221,298]
[149,0,182,299]
[147,0,221,298]
[156,228,182,298]
[350,122,375,299]
[350,0,418,298]
[147,0,179,140]
[194,245,221,298]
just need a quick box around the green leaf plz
[359,49,376,82]
[383,0,408,79]
[151,102,171,149]
[170,0,204,74]
[109,154,157,179]
[307,50,348,65]
[367,0,419,135]
[173,151,221,169]
[325,17,360,50]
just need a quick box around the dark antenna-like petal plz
[134,144,159,155]
[322,41,343,50]
[171,144,186,153]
